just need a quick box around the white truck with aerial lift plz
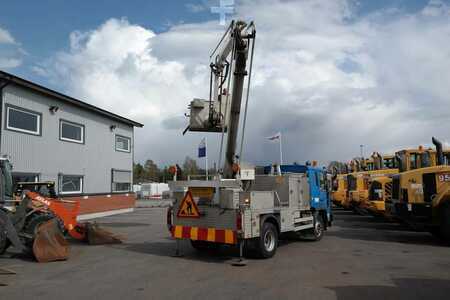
[167,20,332,260]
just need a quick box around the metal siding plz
[1,85,134,194]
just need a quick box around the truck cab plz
[306,167,332,222]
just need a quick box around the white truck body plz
[168,173,315,245]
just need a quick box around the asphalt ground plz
[1,207,450,300]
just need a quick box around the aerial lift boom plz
[186,20,255,176]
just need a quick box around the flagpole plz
[205,137,209,181]
[279,133,283,165]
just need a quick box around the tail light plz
[236,212,242,231]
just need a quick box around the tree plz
[183,156,199,176]
[158,166,172,183]
[133,163,145,183]
[328,161,348,174]
[144,159,160,182]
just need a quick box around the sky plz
[1,0,450,168]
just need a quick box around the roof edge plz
[0,70,144,128]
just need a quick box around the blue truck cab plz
[263,164,332,226]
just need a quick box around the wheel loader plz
[0,158,68,262]
[367,176,393,216]
[389,137,450,242]
[345,154,398,214]
[331,174,348,207]
[382,145,442,217]
[0,158,121,262]
[366,147,441,217]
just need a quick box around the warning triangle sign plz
[177,191,200,218]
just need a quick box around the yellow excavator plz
[388,137,450,242]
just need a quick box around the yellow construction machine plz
[331,174,348,207]
[383,145,439,216]
[346,154,398,213]
[368,145,442,216]
[367,175,394,216]
[389,137,450,242]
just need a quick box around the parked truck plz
[166,20,331,259]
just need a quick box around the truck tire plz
[256,222,278,258]
[439,202,450,243]
[310,212,324,241]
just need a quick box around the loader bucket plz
[85,222,123,245]
[32,219,69,263]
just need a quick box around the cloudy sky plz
[1,0,450,167]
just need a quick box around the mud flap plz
[85,223,123,245]
[32,219,69,263]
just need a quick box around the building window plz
[59,174,83,194]
[60,120,84,144]
[115,135,131,152]
[112,169,131,192]
[6,105,41,135]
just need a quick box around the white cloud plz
[0,57,21,69]
[0,26,23,69]
[185,3,207,13]
[37,0,450,167]
[0,27,16,44]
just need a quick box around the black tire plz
[0,221,10,255]
[190,240,219,251]
[23,213,54,248]
[430,226,443,239]
[438,202,450,243]
[309,212,325,241]
[256,222,278,258]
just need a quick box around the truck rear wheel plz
[256,222,278,258]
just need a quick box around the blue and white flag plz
[198,138,206,158]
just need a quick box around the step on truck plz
[168,163,332,258]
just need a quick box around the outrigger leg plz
[172,239,183,257]
[231,240,247,266]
